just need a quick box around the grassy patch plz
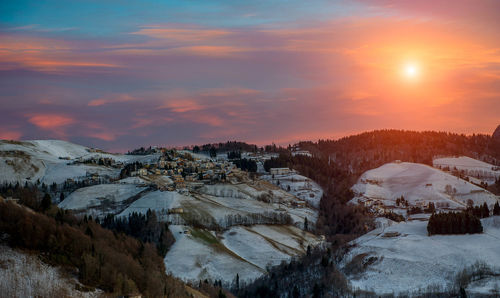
[191,228,218,245]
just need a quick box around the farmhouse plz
[270,168,293,175]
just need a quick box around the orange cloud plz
[88,94,136,106]
[86,132,117,141]
[160,100,204,113]
[28,114,75,129]
[132,26,231,42]
[199,88,260,97]
[0,34,119,73]
[190,114,224,127]
[0,129,22,140]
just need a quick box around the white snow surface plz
[261,173,323,208]
[434,156,500,185]
[342,216,500,295]
[165,224,322,284]
[59,183,146,213]
[0,139,159,184]
[118,190,185,218]
[351,162,499,209]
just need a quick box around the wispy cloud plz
[88,94,136,107]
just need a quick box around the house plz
[168,207,184,214]
[270,168,292,175]
[138,168,148,176]
[173,175,185,188]
[296,200,306,208]
[292,150,312,157]
[158,157,166,169]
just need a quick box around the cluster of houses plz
[129,151,236,190]
[356,196,451,214]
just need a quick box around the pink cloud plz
[160,100,204,113]
[0,34,119,73]
[27,114,75,129]
[132,26,231,42]
[0,129,22,140]
[86,132,117,141]
[189,114,224,127]
[88,94,136,107]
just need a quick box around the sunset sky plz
[1,0,499,151]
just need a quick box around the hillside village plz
[0,140,325,285]
[1,135,500,296]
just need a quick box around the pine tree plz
[41,193,52,211]
[493,202,500,216]
[481,202,490,218]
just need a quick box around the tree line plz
[101,210,175,257]
[427,211,483,235]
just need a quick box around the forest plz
[427,211,483,235]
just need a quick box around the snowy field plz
[434,156,500,185]
[351,162,499,211]
[0,139,159,185]
[59,183,147,216]
[165,224,322,284]
[118,190,185,218]
[261,173,323,208]
[57,180,322,284]
[341,216,500,295]
[116,184,318,229]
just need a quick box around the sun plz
[403,62,419,79]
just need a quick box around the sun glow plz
[404,63,419,79]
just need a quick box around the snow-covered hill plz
[165,224,322,284]
[59,183,148,216]
[59,179,322,284]
[351,162,499,212]
[341,217,500,295]
[0,139,159,184]
[434,156,500,185]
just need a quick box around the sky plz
[1,0,499,152]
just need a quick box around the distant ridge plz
[493,124,500,140]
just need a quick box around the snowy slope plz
[0,139,159,184]
[341,217,500,295]
[113,183,321,284]
[118,184,318,229]
[434,156,500,185]
[59,184,147,216]
[118,190,185,218]
[165,224,322,284]
[261,173,323,208]
[351,162,499,210]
